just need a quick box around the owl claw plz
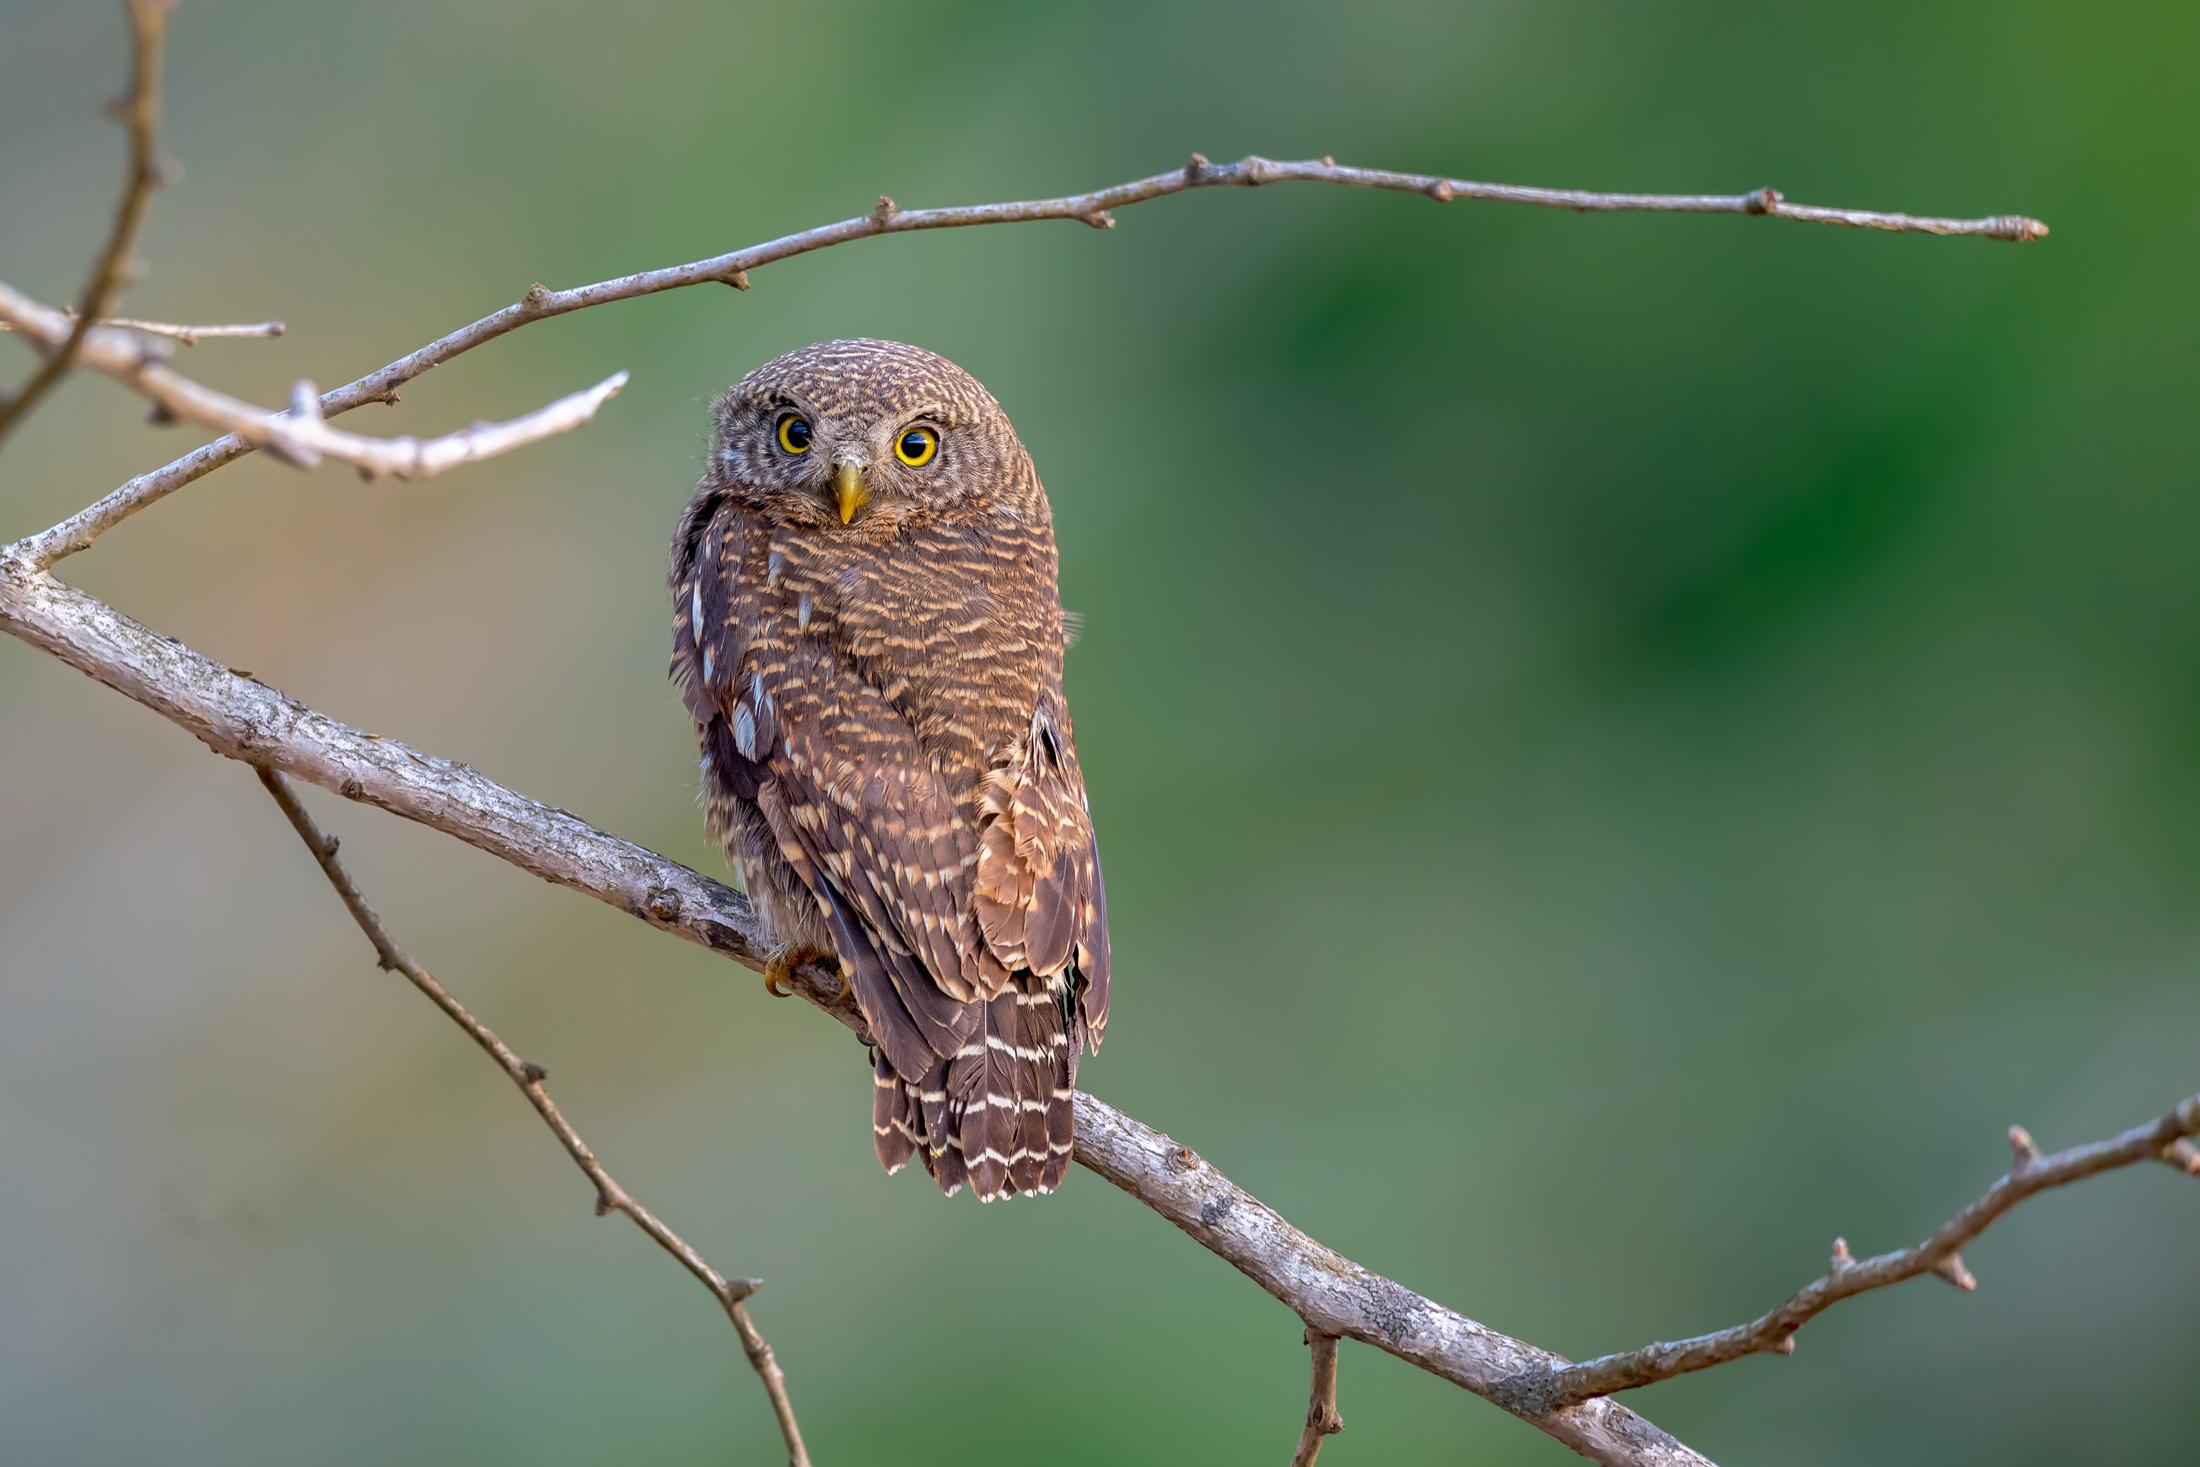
[763,944,832,999]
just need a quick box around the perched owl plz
[669,339,1109,1201]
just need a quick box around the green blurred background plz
[4,2,2196,1462]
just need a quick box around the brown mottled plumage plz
[669,339,1109,1201]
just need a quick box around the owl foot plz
[763,944,833,999]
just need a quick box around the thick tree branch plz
[1505,1102,2200,1412]
[0,561,1707,1467]
[0,282,626,479]
[251,767,810,1467]
[1291,1332,1343,1467]
[0,0,170,444]
[10,151,2043,568]
[6,557,2195,1463]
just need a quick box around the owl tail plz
[871,974,1077,1201]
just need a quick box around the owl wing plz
[673,498,992,1080]
[973,686,1111,1051]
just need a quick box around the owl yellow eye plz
[776,414,813,455]
[895,426,939,468]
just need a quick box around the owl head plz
[705,338,1039,533]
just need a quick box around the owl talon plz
[763,944,830,999]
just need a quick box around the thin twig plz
[1292,1332,1344,1467]
[9,151,2045,567]
[0,0,170,444]
[0,282,625,479]
[2,314,286,345]
[250,766,811,1467]
[1508,1100,2200,1412]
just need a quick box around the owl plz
[669,339,1110,1201]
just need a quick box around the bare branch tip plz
[1932,1253,1977,1292]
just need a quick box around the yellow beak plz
[834,462,868,525]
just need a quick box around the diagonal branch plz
[0,0,171,445]
[5,561,2195,1463]
[0,562,1708,1467]
[1505,1100,2200,1412]
[1291,1332,1344,1467]
[9,152,2044,567]
[0,282,626,479]
[251,766,810,1467]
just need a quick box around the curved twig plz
[10,151,2043,566]
[1506,1102,2200,1411]
[0,0,169,444]
[0,282,625,479]
[253,768,810,1467]
[1291,1332,1344,1467]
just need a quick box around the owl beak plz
[833,461,869,525]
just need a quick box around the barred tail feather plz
[871,1051,920,1175]
[885,975,1075,1201]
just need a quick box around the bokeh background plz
[4,2,2196,1463]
